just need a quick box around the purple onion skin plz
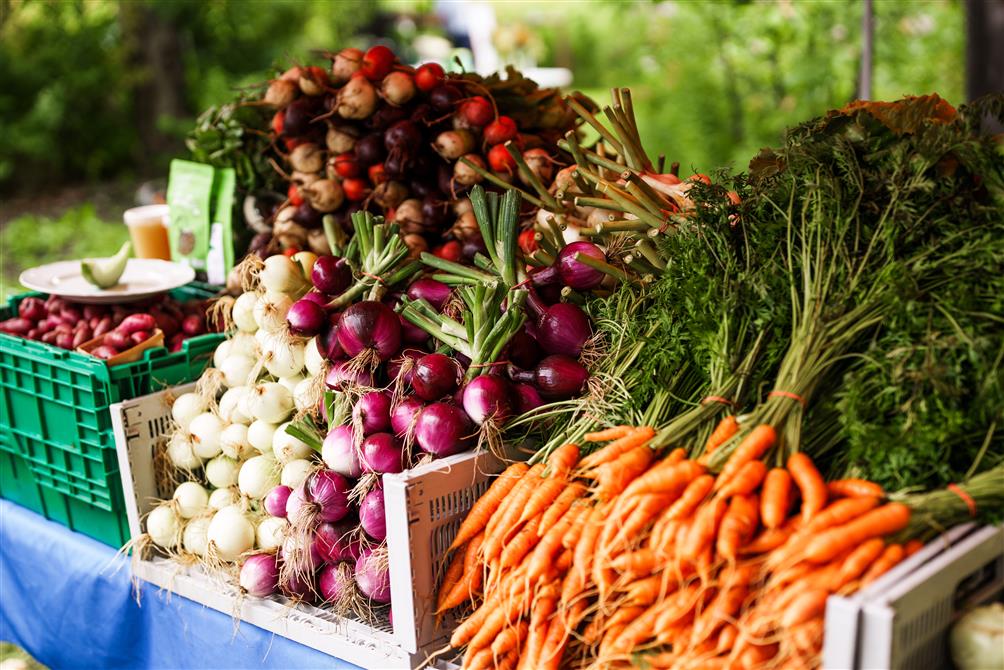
[307,470,351,523]
[320,313,345,361]
[286,484,307,520]
[283,570,316,603]
[312,256,353,295]
[406,278,452,311]
[302,291,329,306]
[535,302,591,357]
[282,534,322,572]
[353,391,392,435]
[412,353,461,401]
[321,425,361,477]
[556,241,606,290]
[315,520,357,563]
[240,553,280,598]
[414,403,471,457]
[359,488,387,541]
[508,326,542,370]
[399,314,429,344]
[532,355,589,399]
[318,562,353,603]
[462,375,514,425]
[387,349,424,386]
[355,548,391,603]
[264,485,292,518]
[325,361,374,390]
[337,301,402,361]
[513,383,544,414]
[287,298,327,337]
[361,433,403,474]
[390,396,424,437]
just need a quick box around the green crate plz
[0,284,224,546]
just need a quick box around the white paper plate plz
[19,259,196,304]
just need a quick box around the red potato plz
[55,332,74,349]
[129,330,151,346]
[41,331,59,345]
[27,329,40,340]
[72,328,92,349]
[53,323,73,335]
[117,313,156,335]
[59,307,82,326]
[151,311,179,337]
[18,297,46,321]
[181,314,205,336]
[0,317,32,335]
[82,305,107,320]
[91,345,118,360]
[103,330,130,350]
[93,317,113,338]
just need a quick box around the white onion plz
[232,292,259,332]
[245,383,293,424]
[253,291,294,334]
[213,339,233,370]
[259,255,308,295]
[189,412,224,459]
[173,481,209,519]
[247,420,278,453]
[278,374,305,395]
[304,337,325,376]
[166,432,202,470]
[220,423,254,460]
[205,455,240,489]
[207,505,256,561]
[147,504,181,549]
[281,459,313,489]
[220,353,256,388]
[229,332,259,359]
[263,338,305,379]
[182,515,211,557]
[293,378,315,413]
[256,516,287,551]
[171,393,206,431]
[272,422,312,464]
[208,487,239,510]
[238,455,281,499]
[219,386,251,425]
[951,603,1004,670]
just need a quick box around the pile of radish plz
[0,293,216,353]
[257,45,582,262]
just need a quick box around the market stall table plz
[0,501,362,670]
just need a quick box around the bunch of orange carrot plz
[436,421,922,670]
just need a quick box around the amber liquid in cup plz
[124,205,171,260]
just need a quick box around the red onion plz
[325,361,374,389]
[287,298,327,337]
[399,314,429,344]
[557,241,606,290]
[282,570,316,602]
[390,397,424,437]
[302,292,328,307]
[264,485,292,518]
[511,355,588,399]
[360,433,403,474]
[318,561,354,603]
[527,291,591,357]
[355,547,391,603]
[387,349,424,386]
[337,301,401,362]
[513,383,544,414]
[240,553,280,598]
[353,391,392,435]
[407,278,452,311]
[412,353,461,401]
[462,375,514,425]
[290,470,351,524]
[315,520,360,563]
[285,484,307,520]
[282,534,322,573]
[313,256,352,295]
[320,312,345,362]
[359,488,386,541]
[507,326,542,369]
[414,403,470,457]
[322,425,361,477]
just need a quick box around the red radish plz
[287,183,303,207]
[368,163,387,185]
[484,116,518,145]
[488,143,517,173]
[342,178,370,202]
[361,45,395,81]
[299,65,329,96]
[332,152,362,179]
[271,111,285,136]
[414,62,445,92]
[518,229,537,255]
[459,96,493,127]
[331,48,363,83]
[433,240,463,262]
[380,71,416,105]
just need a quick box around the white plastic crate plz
[823,523,1004,670]
[111,384,498,669]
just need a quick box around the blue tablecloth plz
[0,500,361,669]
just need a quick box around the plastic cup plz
[124,204,172,260]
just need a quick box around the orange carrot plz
[435,548,466,613]
[606,493,675,554]
[742,521,797,555]
[791,618,824,656]
[546,443,580,476]
[483,463,543,559]
[561,503,589,550]
[584,425,633,442]
[781,589,828,627]
[827,478,884,500]
[450,462,528,551]
[582,607,643,645]
[704,414,739,456]
[806,495,881,533]
[538,482,585,536]
[738,643,779,669]
[610,599,664,652]
[717,459,768,498]
[834,537,885,589]
[595,444,656,499]
[528,504,581,583]
[716,494,760,561]
[682,497,729,562]
[625,458,705,497]
[578,426,655,470]
[692,567,753,644]
[622,574,666,607]
[491,620,528,660]
[437,532,485,612]
[804,503,911,564]
[653,583,702,636]
[500,516,541,570]
[713,424,776,491]
[667,474,715,520]
[610,548,657,575]
[517,476,568,526]
[904,539,924,557]
[761,468,793,529]
[860,543,905,587]
[519,582,558,670]
[537,610,570,670]
[787,453,828,522]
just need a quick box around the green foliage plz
[0,205,128,297]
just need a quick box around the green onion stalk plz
[327,211,420,308]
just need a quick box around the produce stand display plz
[2,40,1003,670]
